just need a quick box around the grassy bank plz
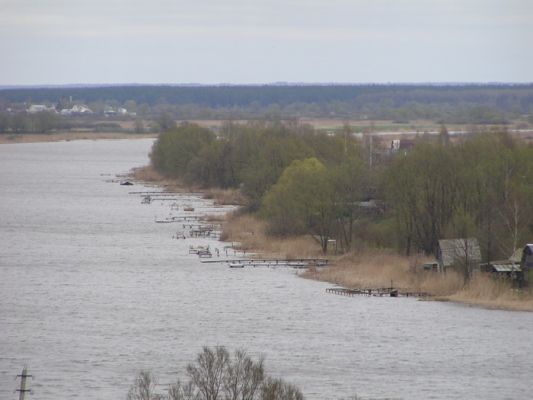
[303,250,533,311]
[131,164,533,313]
[221,214,323,259]
[221,214,533,312]
[130,165,247,206]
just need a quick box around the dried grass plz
[130,165,165,182]
[221,213,322,258]
[304,250,413,289]
[129,165,189,192]
[303,249,533,311]
[203,188,248,206]
[447,275,533,311]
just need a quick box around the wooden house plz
[437,238,482,273]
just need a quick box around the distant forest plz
[1,84,533,123]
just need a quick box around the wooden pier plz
[326,287,430,298]
[201,258,329,268]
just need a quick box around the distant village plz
[24,103,137,117]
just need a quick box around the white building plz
[27,104,56,114]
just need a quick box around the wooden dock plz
[326,287,430,298]
[201,258,329,268]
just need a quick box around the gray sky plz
[1,0,532,85]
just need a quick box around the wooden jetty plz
[326,287,430,298]
[156,215,201,223]
[201,258,328,268]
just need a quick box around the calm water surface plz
[1,139,532,400]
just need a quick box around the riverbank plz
[302,251,533,312]
[130,165,533,312]
[0,131,157,144]
[221,214,533,312]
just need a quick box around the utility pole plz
[369,133,373,169]
[16,367,32,400]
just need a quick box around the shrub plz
[127,347,303,400]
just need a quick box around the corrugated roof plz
[491,263,521,272]
[438,238,482,267]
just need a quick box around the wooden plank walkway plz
[201,258,329,267]
[326,287,430,298]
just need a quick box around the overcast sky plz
[1,0,532,85]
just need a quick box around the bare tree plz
[260,378,303,400]
[223,350,264,400]
[187,346,229,400]
[167,379,199,400]
[128,347,303,400]
[127,371,162,400]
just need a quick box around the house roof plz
[486,261,522,272]
[509,248,523,263]
[438,238,482,267]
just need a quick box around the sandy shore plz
[0,131,157,144]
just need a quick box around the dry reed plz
[202,188,248,206]
[303,249,533,311]
[447,275,533,311]
[221,213,322,258]
[129,166,191,192]
[131,167,533,312]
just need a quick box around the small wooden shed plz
[437,238,482,273]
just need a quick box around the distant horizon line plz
[1,81,533,90]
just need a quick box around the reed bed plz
[221,213,322,258]
[304,249,533,311]
[202,188,248,206]
[447,275,533,311]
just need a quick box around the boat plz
[228,262,245,268]
[184,206,195,212]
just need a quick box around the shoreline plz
[131,165,533,313]
[0,131,157,144]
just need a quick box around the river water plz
[1,139,532,400]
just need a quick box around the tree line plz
[151,121,533,260]
[2,84,532,123]
[386,131,533,260]
[0,111,68,133]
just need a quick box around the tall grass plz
[202,188,248,206]
[449,275,533,311]
[221,213,322,258]
[303,250,533,311]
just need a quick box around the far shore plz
[0,131,157,144]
